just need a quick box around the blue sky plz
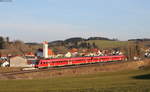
[0,0,150,42]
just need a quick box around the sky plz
[0,0,150,42]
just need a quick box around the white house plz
[10,56,30,67]
[65,52,72,57]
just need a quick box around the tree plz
[6,37,9,43]
[92,42,97,48]
[14,40,30,56]
[0,36,5,49]
[87,43,91,49]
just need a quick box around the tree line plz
[0,36,40,56]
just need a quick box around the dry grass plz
[0,59,150,80]
[0,60,150,92]
[0,62,150,92]
[0,67,22,73]
[13,59,150,80]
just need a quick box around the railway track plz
[0,60,130,77]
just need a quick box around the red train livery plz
[35,55,126,68]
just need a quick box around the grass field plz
[0,67,150,92]
[87,40,150,49]
[86,40,129,49]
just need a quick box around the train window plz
[63,61,67,63]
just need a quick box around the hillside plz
[0,60,150,92]
[0,36,150,56]
[48,37,130,50]
[86,40,129,49]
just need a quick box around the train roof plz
[39,55,125,62]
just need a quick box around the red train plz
[35,55,126,68]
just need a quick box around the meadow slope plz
[0,60,150,92]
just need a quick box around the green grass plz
[0,68,150,92]
[87,40,129,49]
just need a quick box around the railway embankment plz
[0,59,150,80]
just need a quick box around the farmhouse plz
[10,56,29,67]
